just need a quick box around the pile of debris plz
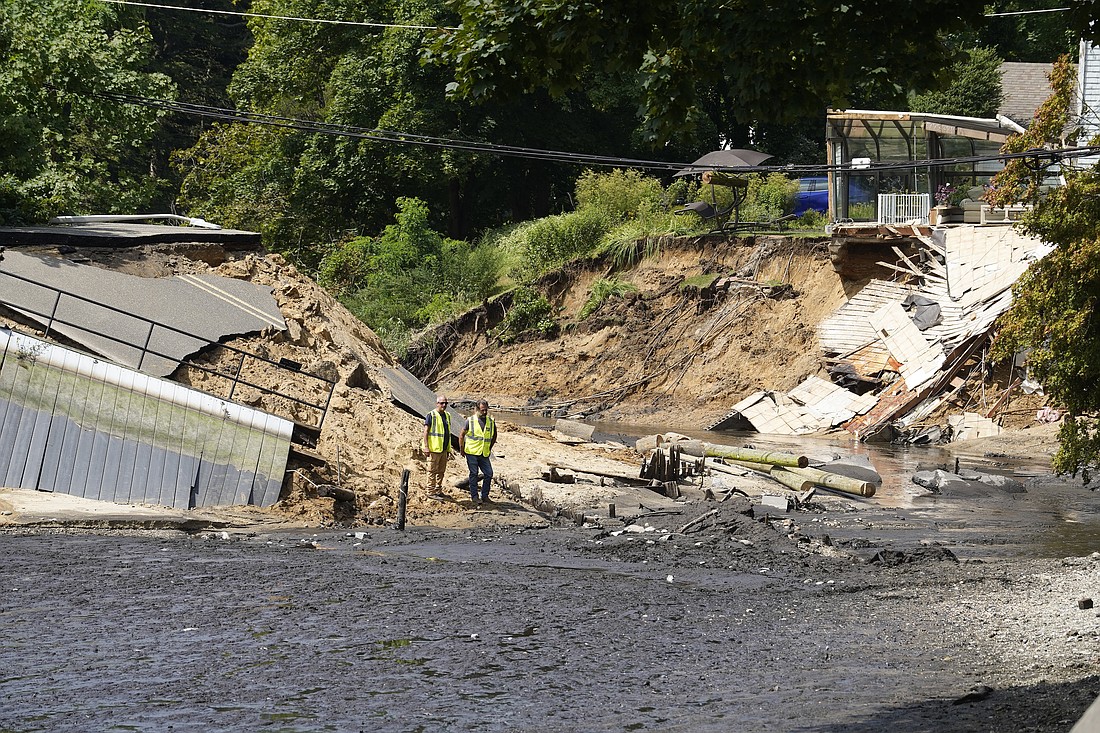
[710,225,1054,443]
[634,433,882,506]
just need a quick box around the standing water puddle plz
[500,411,1100,559]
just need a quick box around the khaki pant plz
[427,451,449,491]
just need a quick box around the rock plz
[912,469,996,497]
[974,472,1027,494]
[1079,597,1094,610]
[952,684,993,705]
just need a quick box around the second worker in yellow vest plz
[459,399,497,506]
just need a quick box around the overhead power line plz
[99,0,456,31]
[102,0,1072,28]
[86,89,1100,176]
[985,7,1069,17]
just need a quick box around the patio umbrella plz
[674,149,773,176]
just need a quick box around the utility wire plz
[89,89,1100,176]
[99,0,456,30]
[985,7,1069,17]
[102,0,1073,27]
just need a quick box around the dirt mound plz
[43,244,484,526]
[430,236,850,427]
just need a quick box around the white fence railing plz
[878,193,931,224]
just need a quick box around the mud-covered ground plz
[2,496,1099,733]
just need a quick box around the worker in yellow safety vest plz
[421,394,453,500]
[459,399,497,506]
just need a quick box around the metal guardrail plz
[0,269,335,431]
[878,193,931,225]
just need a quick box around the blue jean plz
[465,454,493,500]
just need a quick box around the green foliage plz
[796,209,829,230]
[509,208,610,281]
[317,236,376,295]
[989,55,1077,208]
[322,197,503,354]
[434,1,987,142]
[0,0,176,222]
[991,55,1100,478]
[575,169,664,223]
[492,286,557,343]
[742,174,798,222]
[174,124,302,255]
[579,277,637,319]
[909,47,1004,118]
[975,1,1076,62]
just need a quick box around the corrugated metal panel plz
[0,250,286,377]
[0,328,292,509]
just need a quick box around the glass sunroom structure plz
[826,110,1021,222]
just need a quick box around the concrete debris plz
[813,455,883,486]
[758,494,791,513]
[912,468,1026,496]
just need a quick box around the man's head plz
[435,394,448,412]
[475,399,489,415]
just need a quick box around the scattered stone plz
[1079,597,1094,610]
[952,684,994,705]
[756,494,791,514]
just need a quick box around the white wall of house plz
[1077,41,1100,168]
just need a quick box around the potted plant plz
[931,183,964,224]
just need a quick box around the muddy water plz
[502,412,1100,560]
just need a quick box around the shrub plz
[575,169,665,223]
[743,173,798,221]
[510,207,609,281]
[492,286,557,343]
[317,236,375,294]
[579,277,638,319]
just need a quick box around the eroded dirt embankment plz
[420,235,858,427]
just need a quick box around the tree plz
[989,56,1100,478]
[0,0,175,222]
[974,0,1076,62]
[175,0,703,253]
[909,47,1005,118]
[431,1,988,143]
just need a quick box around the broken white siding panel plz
[731,391,823,436]
[949,412,1003,441]
[787,375,878,425]
[817,280,917,355]
[944,227,1045,305]
[868,302,945,391]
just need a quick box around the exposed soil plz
[3,237,1099,731]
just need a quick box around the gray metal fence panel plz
[0,329,292,509]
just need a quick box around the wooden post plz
[783,466,877,498]
[678,440,808,468]
[395,468,409,530]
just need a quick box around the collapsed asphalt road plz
[1,510,1097,733]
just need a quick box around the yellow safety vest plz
[426,410,450,453]
[464,415,495,456]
